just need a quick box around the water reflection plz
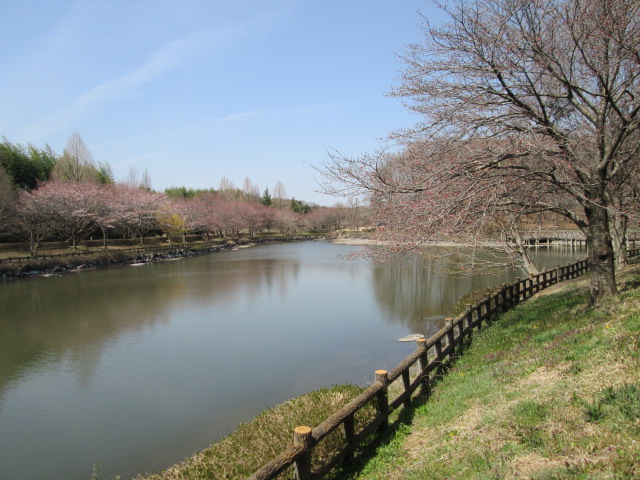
[0,243,584,399]
[0,241,584,480]
[372,254,507,336]
[0,249,313,400]
[371,247,586,336]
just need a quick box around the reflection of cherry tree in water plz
[0,251,307,397]
[0,272,171,397]
[370,252,523,337]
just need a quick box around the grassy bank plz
[346,265,640,479]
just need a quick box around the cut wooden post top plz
[294,426,312,436]
[293,425,313,450]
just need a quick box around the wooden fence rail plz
[248,252,636,480]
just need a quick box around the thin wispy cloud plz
[163,101,360,140]
[162,110,264,140]
[27,26,247,139]
[269,99,363,120]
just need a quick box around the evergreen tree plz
[261,187,272,207]
[290,197,311,214]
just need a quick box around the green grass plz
[343,264,640,480]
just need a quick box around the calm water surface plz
[0,240,582,480]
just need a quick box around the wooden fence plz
[247,252,638,480]
[0,235,319,266]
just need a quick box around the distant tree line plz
[0,133,368,255]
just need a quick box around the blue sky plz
[0,1,444,205]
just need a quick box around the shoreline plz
[0,236,326,282]
[331,238,515,248]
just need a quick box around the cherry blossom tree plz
[303,206,347,233]
[51,182,100,248]
[236,202,258,236]
[19,181,101,249]
[194,192,226,237]
[112,184,162,245]
[273,209,302,238]
[320,0,640,304]
[16,187,58,255]
[92,185,119,248]
[222,200,247,236]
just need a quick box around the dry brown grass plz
[137,384,374,480]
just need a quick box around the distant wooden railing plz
[520,230,639,248]
[0,235,322,266]
[248,251,637,480]
[0,241,227,265]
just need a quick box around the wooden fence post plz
[445,317,455,351]
[456,315,465,350]
[463,304,474,345]
[500,284,508,310]
[375,370,389,432]
[401,368,412,409]
[484,295,492,324]
[465,304,473,327]
[293,426,313,480]
[475,301,483,328]
[343,414,355,466]
[557,264,562,282]
[417,338,430,397]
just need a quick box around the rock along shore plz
[0,236,327,282]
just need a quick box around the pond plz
[0,240,583,480]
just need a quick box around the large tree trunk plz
[29,233,38,256]
[610,211,629,271]
[585,198,617,305]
